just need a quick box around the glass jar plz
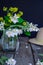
[1,30,18,51]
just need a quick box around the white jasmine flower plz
[0,22,5,26]
[0,26,4,30]
[10,13,19,24]
[6,57,16,65]
[12,29,19,36]
[29,22,39,32]
[36,59,41,65]
[0,22,4,30]
[12,29,23,35]
[6,29,23,37]
[6,30,14,37]
[18,29,23,35]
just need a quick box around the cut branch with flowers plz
[0,6,39,37]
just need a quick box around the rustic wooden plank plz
[15,37,34,65]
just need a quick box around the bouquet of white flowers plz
[0,7,39,37]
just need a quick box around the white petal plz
[14,13,19,18]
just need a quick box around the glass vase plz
[1,31,18,51]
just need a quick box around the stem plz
[10,25,23,28]
[6,25,24,30]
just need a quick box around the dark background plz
[0,0,43,37]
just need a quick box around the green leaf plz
[0,59,4,65]
[38,54,43,56]
[0,56,8,65]
[4,16,9,22]
[40,60,43,62]
[1,56,8,61]
[18,18,24,24]
[24,31,31,36]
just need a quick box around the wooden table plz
[0,37,38,65]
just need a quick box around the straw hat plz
[29,28,43,46]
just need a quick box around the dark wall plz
[0,0,43,37]
[0,0,43,28]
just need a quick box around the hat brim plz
[29,38,43,46]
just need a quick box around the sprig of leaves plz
[0,56,8,65]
